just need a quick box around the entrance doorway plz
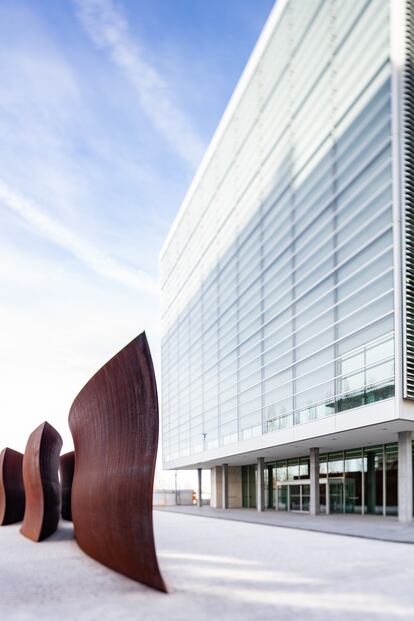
[275,482,310,512]
[242,464,256,508]
[328,480,344,513]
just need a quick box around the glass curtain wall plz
[242,465,257,508]
[267,442,400,516]
[160,0,395,464]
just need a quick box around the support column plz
[197,468,202,508]
[310,447,320,516]
[398,431,413,523]
[222,464,229,509]
[256,457,265,512]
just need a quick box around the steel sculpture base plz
[20,422,63,542]
[60,451,75,521]
[69,333,166,592]
[0,448,25,525]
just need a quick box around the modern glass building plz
[160,0,414,520]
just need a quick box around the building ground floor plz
[198,430,414,522]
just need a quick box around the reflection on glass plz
[290,485,301,511]
[287,459,299,480]
[271,467,277,508]
[319,455,328,478]
[366,338,393,364]
[320,483,327,513]
[386,443,398,516]
[365,446,384,515]
[276,461,287,482]
[302,484,310,511]
[341,371,365,392]
[342,351,364,374]
[366,359,394,385]
[299,457,310,479]
[328,452,344,477]
[329,481,344,513]
[345,449,363,514]
[278,485,288,511]
[242,465,257,508]
[264,467,269,508]
[268,442,400,517]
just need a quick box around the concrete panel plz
[210,466,222,509]
[398,431,413,522]
[228,466,242,509]
[211,466,242,509]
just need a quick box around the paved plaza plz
[158,505,414,543]
[1,511,414,620]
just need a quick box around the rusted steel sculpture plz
[60,451,75,521]
[0,448,25,525]
[20,422,63,542]
[69,332,166,592]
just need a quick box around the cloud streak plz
[0,179,157,294]
[74,0,205,169]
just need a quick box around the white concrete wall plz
[210,467,222,508]
[153,489,194,506]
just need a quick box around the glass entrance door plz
[277,485,288,511]
[320,482,327,513]
[276,482,310,512]
[329,480,344,513]
[302,484,310,512]
[289,485,301,511]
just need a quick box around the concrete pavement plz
[1,511,414,620]
[156,505,414,543]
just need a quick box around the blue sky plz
[0,0,273,479]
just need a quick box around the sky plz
[0,0,274,487]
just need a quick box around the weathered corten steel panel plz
[69,333,166,592]
[20,422,63,542]
[0,448,25,525]
[60,451,75,521]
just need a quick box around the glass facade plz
[161,0,396,465]
[264,442,401,515]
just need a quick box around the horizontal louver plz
[404,0,414,398]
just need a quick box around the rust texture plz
[0,448,25,525]
[60,451,75,521]
[20,422,63,542]
[69,332,166,592]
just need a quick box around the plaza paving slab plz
[157,505,414,543]
[1,511,414,620]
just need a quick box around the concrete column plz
[310,448,320,516]
[222,463,229,509]
[210,467,222,508]
[398,431,413,523]
[197,468,202,508]
[256,457,265,511]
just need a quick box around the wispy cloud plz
[0,179,157,294]
[74,0,205,169]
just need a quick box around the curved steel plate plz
[69,333,166,592]
[0,448,25,525]
[21,422,63,542]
